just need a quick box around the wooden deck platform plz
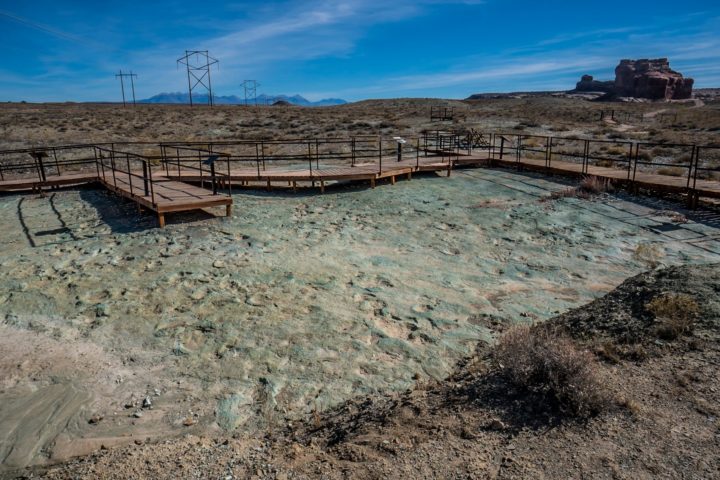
[0,171,232,227]
[97,171,232,227]
[163,156,453,192]
[0,172,99,192]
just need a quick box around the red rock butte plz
[574,58,694,100]
[615,58,694,100]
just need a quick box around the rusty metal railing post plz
[499,136,505,160]
[378,136,382,174]
[307,141,313,177]
[255,142,261,179]
[52,147,60,175]
[199,150,205,189]
[142,160,149,197]
[161,145,169,176]
[632,143,639,183]
[692,146,700,190]
[686,145,696,189]
[110,148,117,188]
[261,140,266,171]
[626,143,633,179]
[93,146,101,179]
[210,159,217,195]
[315,139,319,169]
[126,153,133,196]
[416,137,420,168]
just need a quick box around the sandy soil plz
[31,263,720,480]
[1,165,719,476]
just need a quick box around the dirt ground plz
[29,263,720,480]
[1,95,719,151]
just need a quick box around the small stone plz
[88,415,103,425]
[488,419,507,431]
[183,417,197,426]
[95,303,110,318]
[133,411,143,418]
[142,396,152,408]
[190,288,207,301]
[213,260,226,268]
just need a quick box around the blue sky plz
[1,0,719,102]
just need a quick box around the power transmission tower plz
[240,80,260,106]
[115,70,138,107]
[177,50,219,107]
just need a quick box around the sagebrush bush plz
[646,293,699,340]
[578,175,612,194]
[494,326,612,418]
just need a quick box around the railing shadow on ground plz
[471,166,720,255]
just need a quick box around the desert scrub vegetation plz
[646,292,699,340]
[633,242,665,268]
[543,175,612,201]
[494,326,612,418]
[656,166,686,177]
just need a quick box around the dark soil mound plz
[550,263,720,343]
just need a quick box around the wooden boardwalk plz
[162,156,452,192]
[0,172,98,192]
[2,144,719,227]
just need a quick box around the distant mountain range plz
[139,92,347,107]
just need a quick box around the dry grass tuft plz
[578,175,612,194]
[646,293,699,340]
[656,166,686,177]
[494,326,613,418]
[633,243,665,268]
[542,175,612,202]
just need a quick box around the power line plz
[177,50,219,107]
[115,70,138,107]
[240,80,260,107]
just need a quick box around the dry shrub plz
[544,187,591,201]
[646,293,699,340]
[656,166,685,177]
[578,175,612,194]
[542,176,611,202]
[633,243,664,268]
[494,326,612,417]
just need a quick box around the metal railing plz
[94,146,158,206]
[692,146,720,189]
[159,144,232,195]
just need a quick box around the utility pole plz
[177,50,219,107]
[240,80,259,106]
[115,70,138,106]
